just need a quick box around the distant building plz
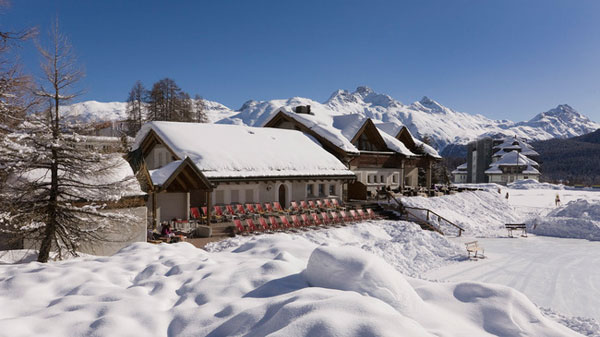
[451,163,467,183]
[456,136,540,185]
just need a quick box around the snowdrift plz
[0,232,581,336]
[400,190,521,237]
[508,179,565,190]
[531,199,600,240]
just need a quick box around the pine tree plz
[0,21,136,262]
[125,80,147,136]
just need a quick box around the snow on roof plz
[451,163,468,174]
[274,107,360,154]
[148,160,183,186]
[13,155,143,200]
[494,150,539,167]
[134,122,356,179]
[269,108,434,158]
[376,127,416,156]
[493,138,539,156]
[377,124,442,158]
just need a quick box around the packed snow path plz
[425,236,600,321]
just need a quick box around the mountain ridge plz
[60,86,600,151]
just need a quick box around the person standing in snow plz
[505,192,509,199]
[555,194,561,206]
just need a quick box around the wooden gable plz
[395,126,417,152]
[350,119,388,152]
[139,129,181,162]
[158,157,213,193]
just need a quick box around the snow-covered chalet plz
[263,105,441,199]
[128,122,356,227]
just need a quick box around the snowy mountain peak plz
[410,96,452,114]
[544,104,581,118]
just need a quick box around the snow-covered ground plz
[0,228,581,336]
[425,236,600,324]
[2,182,600,336]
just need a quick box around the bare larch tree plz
[0,21,137,262]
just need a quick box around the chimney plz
[294,105,313,115]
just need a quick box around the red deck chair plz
[258,217,270,231]
[246,203,256,214]
[301,213,314,226]
[330,211,342,224]
[234,219,246,234]
[366,208,379,220]
[323,199,333,209]
[290,201,301,213]
[273,201,286,213]
[332,198,343,209]
[190,207,203,222]
[245,218,258,232]
[349,209,361,221]
[204,206,223,222]
[357,209,368,220]
[339,210,351,222]
[291,214,303,227]
[320,212,332,226]
[236,204,246,216]
[308,200,317,209]
[300,200,309,210]
[311,213,323,226]
[255,203,265,214]
[269,216,280,231]
[265,202,275,214]
[225,204,236,216]
[280,215,293,229]
[316,200,324,209]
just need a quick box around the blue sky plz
[4,0,600,121]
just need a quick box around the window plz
[215,190,224,204]
[392,174,397,183]
[245,189,253,203]
[367,175,372,183]
[329,184,336,196]
[318,184,325,196]
[380,175,385,184]
[307,184,314,196]
[230,190,239,203]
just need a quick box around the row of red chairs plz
[234,208,379,234]
[190,199,345,223]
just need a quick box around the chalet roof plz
[266,108,431,158]
[133,122,356,180]
[493,138,539,156]
[485,151,540,175]
[148,157,213,192]
[272,107,360,154]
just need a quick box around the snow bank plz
[0,237,580,336]
[208,221,464,277]
[509,179,566,190]
[305,245,423,314]
[530,199,600,240]
[400,190,521,237]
